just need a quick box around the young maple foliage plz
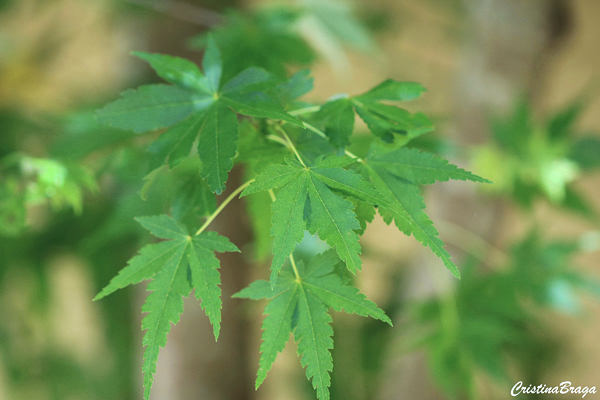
[94,35,489,400]
[94,215,238,399]
[233,250,391,399]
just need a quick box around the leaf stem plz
[289,253,301,281]
[195,179,253,236]
[288,105,321,116]
[265,134,288,147]
[274,125,307,168]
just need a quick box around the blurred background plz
[1,0,600,399]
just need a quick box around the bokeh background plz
[1,0,600,399]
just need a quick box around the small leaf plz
[93,239,182,300]
[221,67,303,125]
[294,288,334,400]
[310,165,382,204]
[94,215,238,400]
[365,165,460,277]
[202,35,223,93]
[141,242,190,400]
[234,251,389,400]
[354,80,426,103]
[306,173,362,274]
[197,102,239,194]
[270,173,309,284]
[256,284,298,388]
[189,231,240,340]
[136,214,187,239]
[96,84,213,133]
[316,98,355,152]
[273,69,314,104]
[132,51,209,92]
[241,162,303,197]
[147,112,205,169]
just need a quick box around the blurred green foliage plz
[475,98,600,218]
[0,1,599,400]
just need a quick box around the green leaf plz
[362,102,433,136]
[303,0,374,51]
[94,215,239,400]
[310,164,382,204]
[368,165,459,277]
[547,100,582,140]
[316,98,355,152]
[233,251,390,400]
[270,172,309,284]
[255,283,298,388]
[368,147,491,185]
[189,9,315,81]
[202,35,223,93]
[172,177,216,220]
[132,51,209,92]
[354,103,433,143]
[569,135,600,170]
[306,173,362,274]
[93,239,182,300]
[221,67,303,125]
[295,287,334,400]
[189,231,239,339]
[273,69,314,104]
[221,67,279,95]
[96,84,213,133]
[243,158,371,277]
[354,80,426,103]
[141,243,190,400]
[147,112,205,169]
[197,102,239,194]
[241,160,303,197]
[353,105,396,143]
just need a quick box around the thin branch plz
[195,179,253,236]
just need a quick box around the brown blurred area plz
[1,0,599,399]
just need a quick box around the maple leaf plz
[97,36,302,194]
[313,80,434,149]
[94,214,239,400]
[233,250,391,400]
[348,147,490,278]
[242,156,378,283]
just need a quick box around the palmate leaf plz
[363,164,460,277]
[98,37,303,194]
[242,157,373,281]
[94,214,239,400]
[233,250,391,400]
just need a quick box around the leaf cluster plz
[408,230,600,399]
[94,35,488,400]
[474,98,600,218]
